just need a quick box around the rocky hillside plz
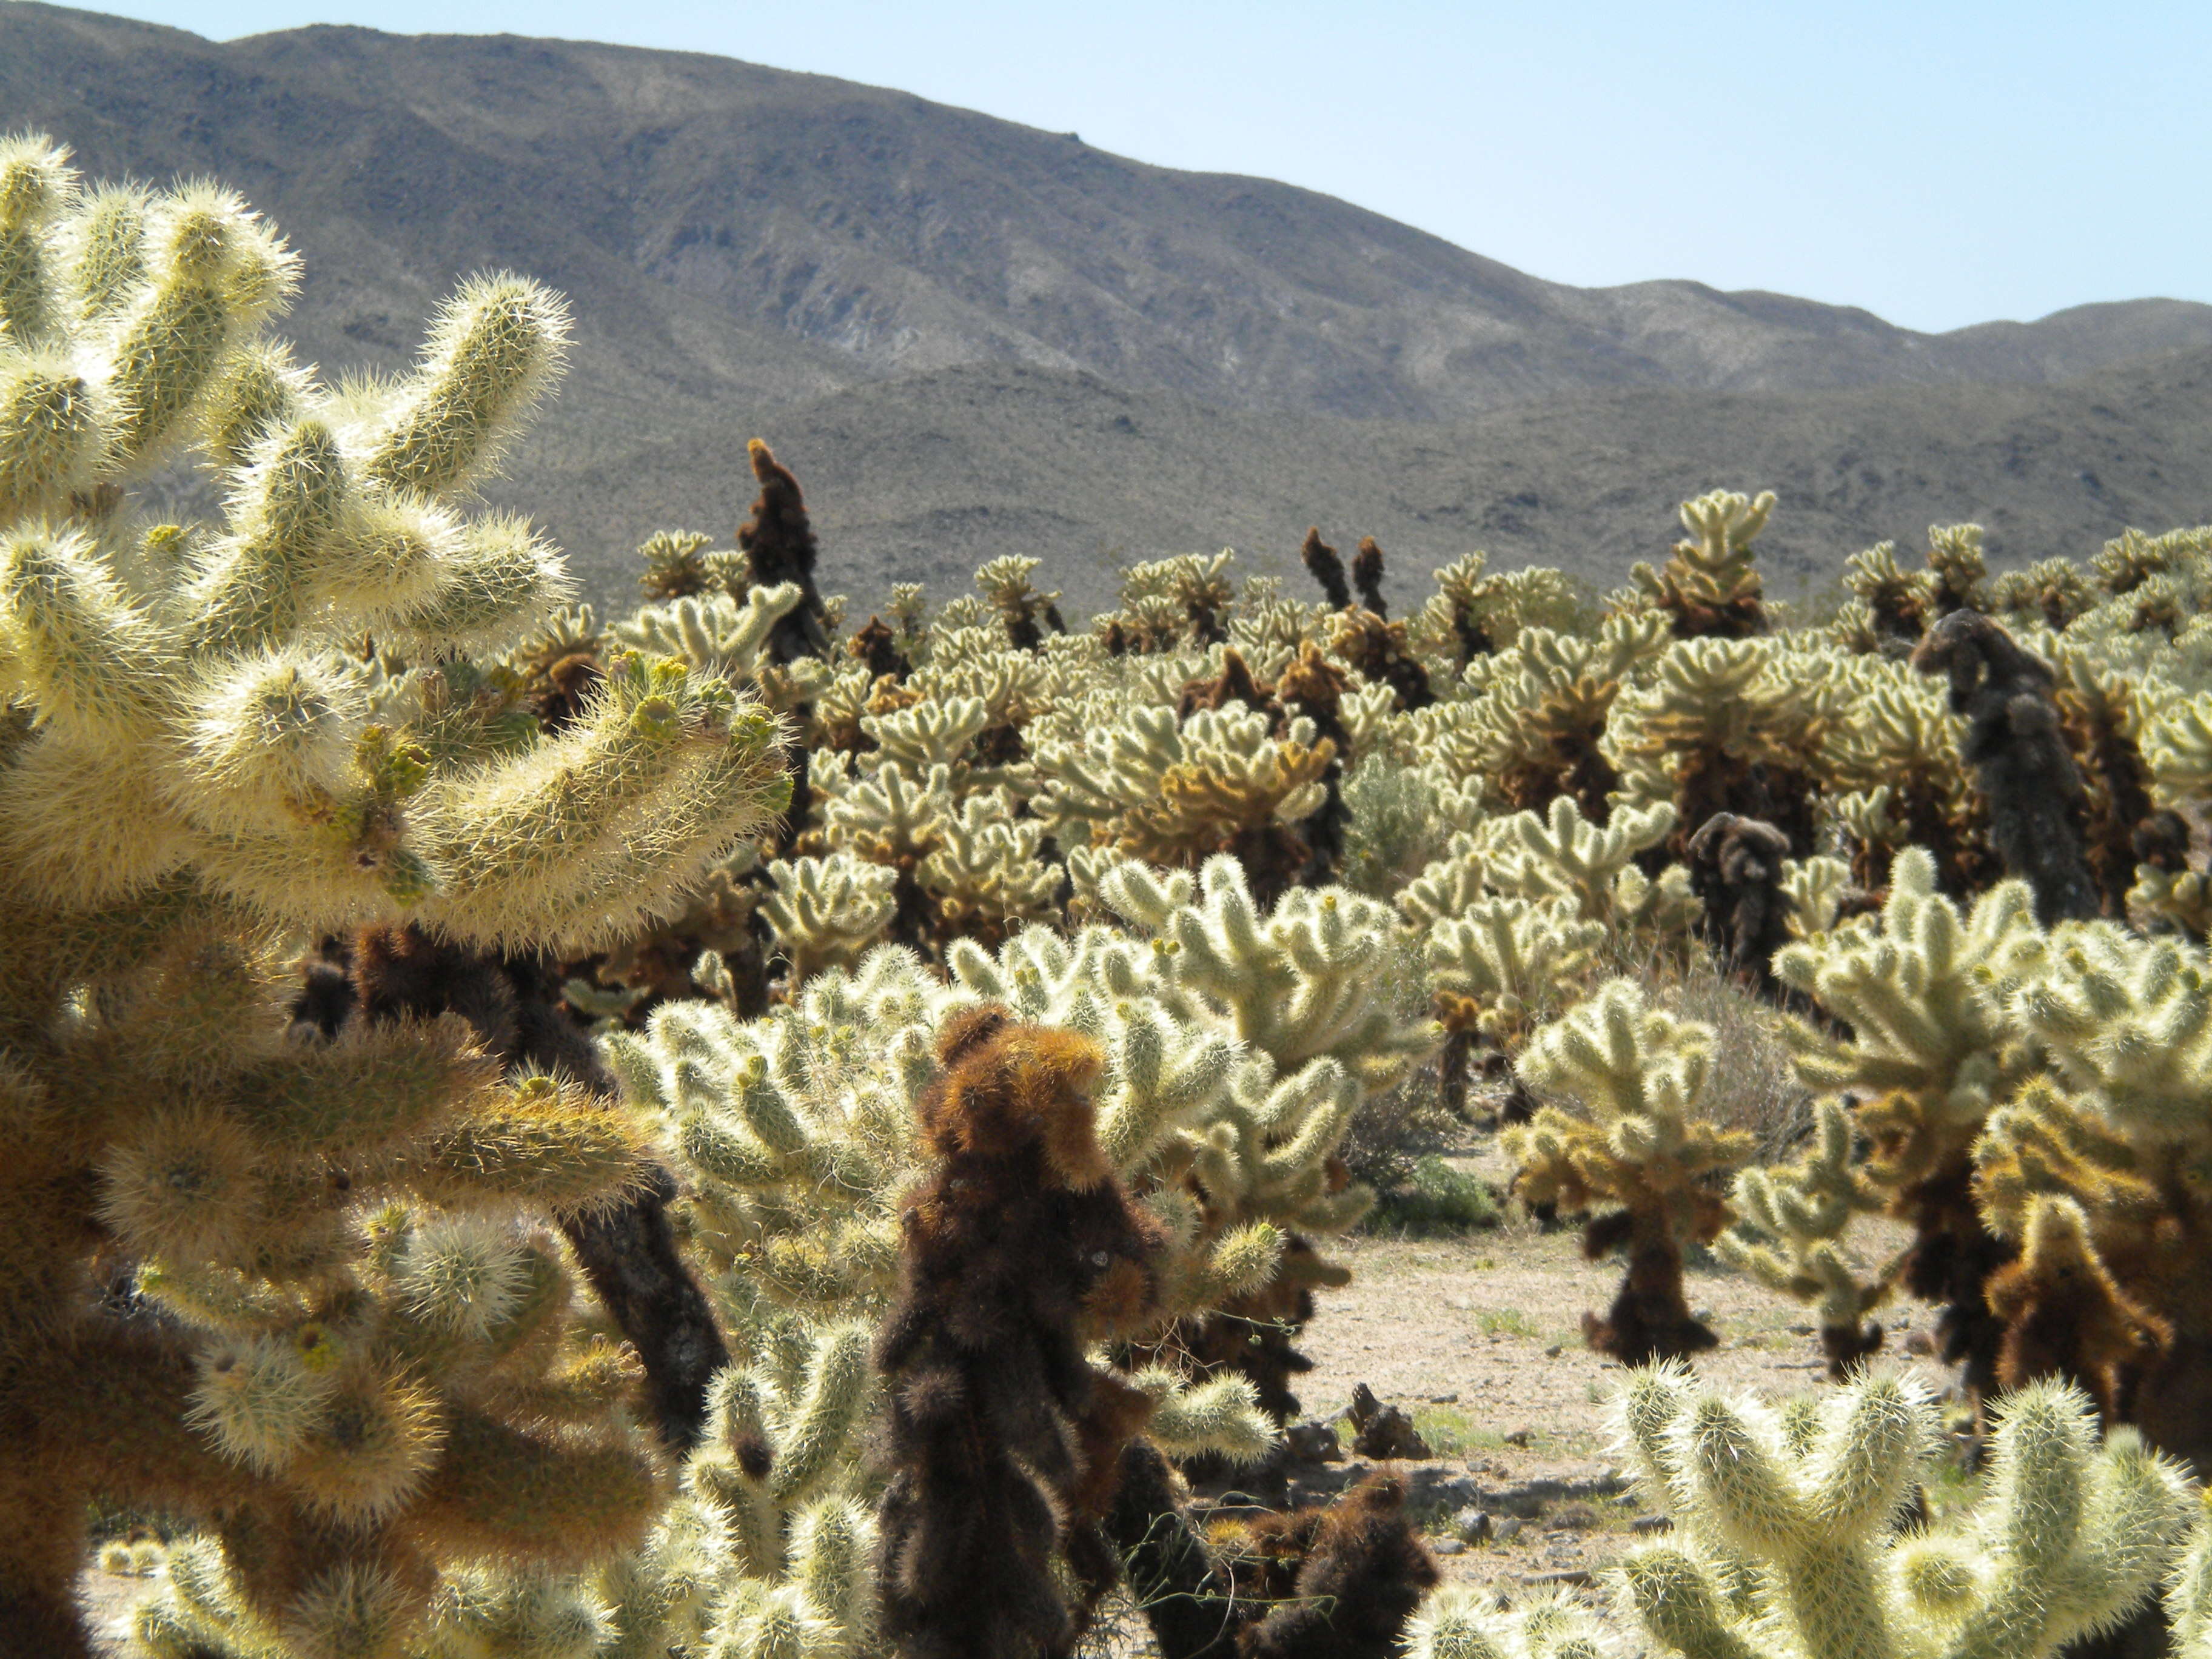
[525,346,2212,617]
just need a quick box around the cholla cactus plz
[1821,659,1991,891]
[1606,1367,2193,1659]
[2093,526,2212,598]
[1779,853,1853,939]
[1845,541,1934,643]
[1507,980,1754,1359]
[1415,551,1580,671]
[610,890,1370,1358]
[611,583,814,709]
[1404,1588,1614,1659]
[974,554,1064,649]
[1683,813,1800,994]
[859,694,993,779]
[504,600,606,729]
[1033,698,1337,903]
[1925,521,1988,615]
[1604,636,1834,856]
[2128,865,2212,939]
[2170,1504,2212,1659]
[1770,849,2046,1391]
[1114,551,1237,649]
[1629,487,1776,638]
[2143,690,2212,810]
[1718,1099,1891,1373]
[1452,615,1669,818]
[0,139,788,1658]
[1486,794,1697,934]
[2047,646,2162,911]
[1098,854,1435,1101]
[1969,923,2212,1467]
[603,973,1285,1653]
[1991,557,2096,632]
[1418,892,1605,1114]
[758,853,898,980]
[139,1542,623,1659]
[1912,611,2098,923]
[961,856,1439,1418]
[598,1326,878,1659]
[1300,533,1434,710]
[637,529,717,599]
[917,789,1061,944]
[732,440,832,668]
[808,734,1059,961]
[1096,561,1191,655]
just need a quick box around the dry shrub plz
[1598,933,1814,1162]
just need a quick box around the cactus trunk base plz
[1584,1233,1720,1364]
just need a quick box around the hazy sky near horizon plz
[50,1,2212,333]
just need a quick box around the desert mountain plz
[520,347,2212,618]
[5,2,2209,609]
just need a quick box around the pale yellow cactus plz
[1629,487,1777,635]
[1485,794,1696,934]
[1925,521,1988,613]
[0,138,788,1658]
[1844,540,1933,638]
[1606,1367,2192,1659]
[1450,613,1670,814]
[759,853,897,980]
[1603,635,1837,841]
[1718,1099,1891,1369]
[1508,980,1752,1359]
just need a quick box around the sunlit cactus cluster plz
[0,134,783,1659]
[21,129,2212,1659]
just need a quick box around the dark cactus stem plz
[1450,605,1492,671]
[1101,1446,1436,1659]
[1351,535,1389,617]
[1104,1443,1240,1659]
[874,1008,1168,1659]
[1910,611,2098,924]
[737,438,830,667]
[1175,647,1276,722]
[1580,1210,1721,1365]
[1898,1154,2017,1406]
[1300,527,1350,609]
[1684,813,1796,1000]
[343,926,730,1449]
[2062,688,2161,914]
[850,617,910,682]
[1233,1476,1439,1659]
[1820,1319,1887,1381]
[1437,1027,1477,1120]
[737,438,829,849]
[1276,641,1352,886]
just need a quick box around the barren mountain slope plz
[7,1,2210,427]
[508,346,2212,617]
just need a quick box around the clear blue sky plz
[49,0,2212,333]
